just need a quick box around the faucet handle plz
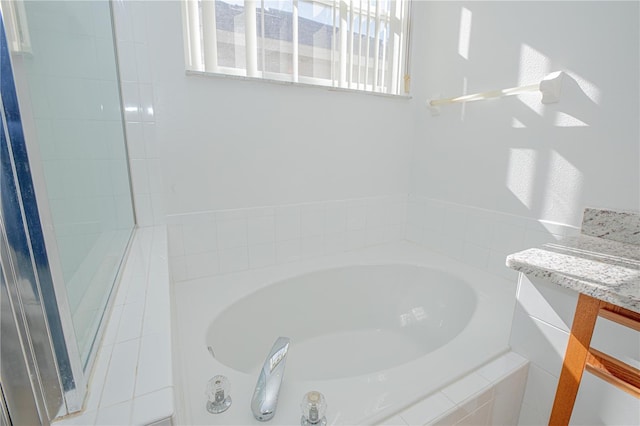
[300,391,327,426]
[205,375,232,414]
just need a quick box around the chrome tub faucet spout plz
[251,337,290,421]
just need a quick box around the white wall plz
[114,2,639,424]
[126,0,640,231]
[408,2,640,425]
[141,0,414,216]
[410,0,639,227]
[112,0,164,226]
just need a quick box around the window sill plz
[185,70,413,100]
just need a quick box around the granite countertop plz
[506,234,640,314]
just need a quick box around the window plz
[0,0,32,53]
[183,0,412,95]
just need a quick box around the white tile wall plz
[167,195,408,283]
[113,0,165,227]
[406,195,580,281]
[377,352,529,426]
[53,226,173,426]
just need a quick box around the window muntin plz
[183,0,412,95]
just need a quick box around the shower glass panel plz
[14,0,135,366]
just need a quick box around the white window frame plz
[183,0,412,96]
[0,0,32,54]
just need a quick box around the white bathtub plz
[173,242,517,425]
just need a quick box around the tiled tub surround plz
[383,352,528,426]
[168,193,583,286]
[168,195,582,425]
[167,195,408,283]
[506,208,640,424]
[54,226,173,426]
[113,0,166,227]
[172,241,519,425]
[405,195,581,282]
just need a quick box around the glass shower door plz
[3,0,135,395]
[13,0,136,367]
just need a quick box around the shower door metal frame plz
[1,76,61,426]
[1,0,139,419]
[0,10,85,422]
[0,383,12,425]
[0,218,52,426]
[5,0,137,405]
[4,19,87,419]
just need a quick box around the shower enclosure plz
[0,1,135,423]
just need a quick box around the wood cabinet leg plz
[548,293,602,425]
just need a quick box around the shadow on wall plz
[412,1,639,228]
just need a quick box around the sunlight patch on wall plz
[542,150,583,224]
[458,7,472,60]
[565,69,603,105]
[518,44,550,115]
[507,148,538,209]
[555,112,588,127]
[512,118,526,128]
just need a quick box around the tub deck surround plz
[387,351,529,425]
[173,241,518,425]
[53,226,173,426]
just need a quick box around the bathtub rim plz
[204,262,480,379]
[172,241,518,425]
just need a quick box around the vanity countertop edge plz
[506,234,640,314]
